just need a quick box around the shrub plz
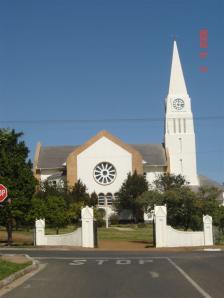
[94,208,106,227]
[109,214,119,225]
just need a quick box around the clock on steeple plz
[172,98,185,110]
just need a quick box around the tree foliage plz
[0,129,36,244]
[69,180,98,206]
[137,173,224,232]
[153,173,188,192]
[115,171,148,222]
[32,179,97,230]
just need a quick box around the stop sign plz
[0,184,8,203]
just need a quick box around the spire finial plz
[168,40,188,96]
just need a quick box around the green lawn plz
[0,260,32,280]
[0,224,153,245]
[98,224,153,242]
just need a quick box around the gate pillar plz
[81,206,94,248]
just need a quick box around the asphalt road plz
[0,249,224,298]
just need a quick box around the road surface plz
[0,249,223,298]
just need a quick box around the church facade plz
[33,41,223,209]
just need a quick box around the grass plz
[0,260,32,280]
[0,229,34,246]
[98,224,153,242]
[0,224,153,245]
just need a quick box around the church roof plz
[37,143,167,169]
[130,144,166,166]
[37,146,79,169]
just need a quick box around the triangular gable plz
[66,130,143,187]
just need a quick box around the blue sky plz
[0,0,223,183]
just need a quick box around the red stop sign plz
[0,184,8,203]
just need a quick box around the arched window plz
[106,193,113,206]
[98,193,105,206]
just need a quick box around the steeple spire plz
[168,41,188,96]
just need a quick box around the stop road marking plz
[69,259,154,266]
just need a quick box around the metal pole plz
[105,198,109,229]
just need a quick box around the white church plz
[33,41,223,208]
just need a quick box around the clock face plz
[172,98,185,110]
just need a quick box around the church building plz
[33,41,223,209]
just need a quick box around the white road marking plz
[149,271,159,278]
[69,260,87,265]
[203,248,222,251]
[139,259,153,264]
[68,258,154,265]
[36,256,162,260]
[116,260,131,265]
[95,260,109,265]
[167,258,212,298]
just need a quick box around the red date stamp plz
[199,29,208,72]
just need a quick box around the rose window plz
[93,162,116,185]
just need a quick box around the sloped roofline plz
[66,130,143,187]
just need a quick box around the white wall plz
[166,226,204,247]
[35,206,95,248]
[77,137,132,194]
[40,169,62,182]
[154,205,213,248]
[165,132,198,185]
[35,219,82,246]
[144,166,164,185]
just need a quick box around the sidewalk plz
[0,254,39,290]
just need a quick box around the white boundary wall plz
[35,219,82,246]
[154,205,213,248]
[35,206,95,248]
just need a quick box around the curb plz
[0,255,39,290]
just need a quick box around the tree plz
[45,196,69,234]
[115,171,148,223]
[196,186,222,228]
[163,187,201,230]
[69,179,90,204]
[0,129,36,245]
[26,196,47,223]
[216,206,224,233]
[153,173,188,192]
[28,195,69,234]
[33,179,95,228]
[137,190,163,214]
[138,174,224,231]
[89,192,98,207]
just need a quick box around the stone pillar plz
[35,219,46,246]
[203,215,213,246]
[154,205,167,248]
[81,206,94,248]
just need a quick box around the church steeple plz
[164,40,199,186]
[168,41,188,97]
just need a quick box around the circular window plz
[93,162,116,185]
